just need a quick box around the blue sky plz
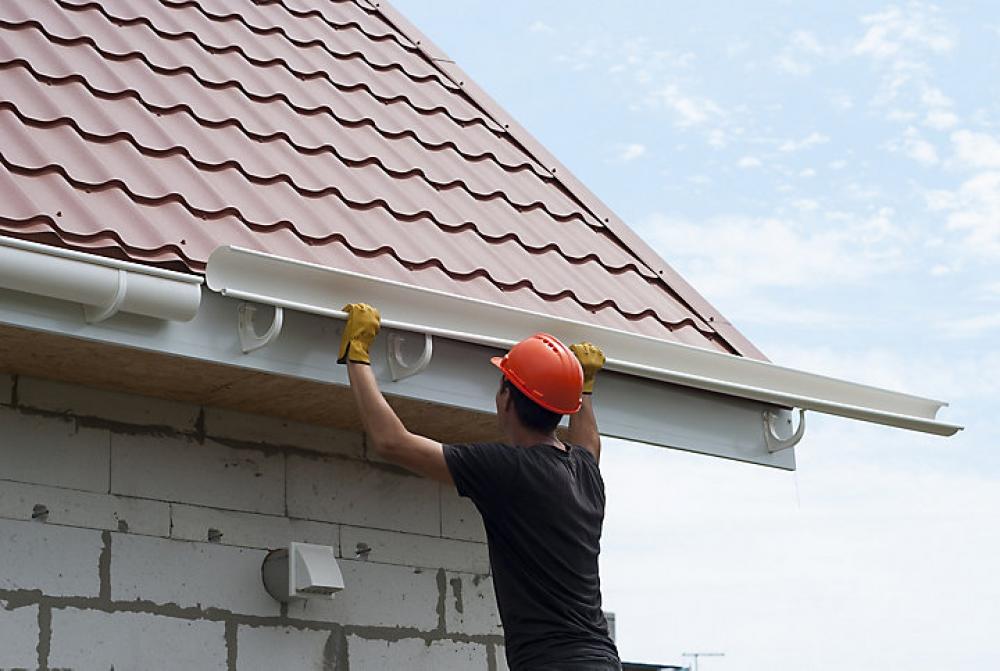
[391,2,999,668]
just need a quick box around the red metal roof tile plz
[0,0,762,358]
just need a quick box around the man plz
[340,303,621,671]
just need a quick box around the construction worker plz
[340,303,621,671]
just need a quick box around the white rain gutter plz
[205,246,962,437]
[0,236,202,322]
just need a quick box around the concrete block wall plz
[0,374,502,670]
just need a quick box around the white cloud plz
[950,130,1000,169]
[925,108,959,129]
[799,168,817,178]
[637,210,906,302]
[928,172,1000,257]
[613,143,647,162]
[646,84,724,127]
[937,313,1000,338]
[854,5,955,59]
[554,39,600,71]
[738,156,762,168]
[527,20,553,34]
[775,30,828,75]
[852,6,958,125]
[921,87,959,129]
[907,137,939,165]
[706,129,727,148]
[887,126,939,165]
[779,132,830,152]
[791,30,825,55]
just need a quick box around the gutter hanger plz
[0,236,202,322]
[205,246,962,437]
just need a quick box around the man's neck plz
[505,426,564,451]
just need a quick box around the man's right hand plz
[338,303,380,365]
[570,342,605,394]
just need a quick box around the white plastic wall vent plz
[205,246,962,437]
[0,236,202,322]
[261,542,344,603]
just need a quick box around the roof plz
[0,0,764,359]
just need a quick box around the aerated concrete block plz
[347,636,488,671]
[444,571,502,636]
[495,644,510,671]
[0,406,110,493]
[0,600,40,669]
[440,486,487,543]
[170,503,338,550]
[0,481,170,536]
[0,518,102,597]
[237,624,338,671]
[286,559,439,630]
[17,376,201,431]
[49,608,227,671]
[341,525,489,574]
[111,533,278,617]
[204,406,363,458]
[111,433,284,514]
[286,454,440,535]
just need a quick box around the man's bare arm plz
[338,303,452,484]
[346,361,453,484]
[568,394,601,463]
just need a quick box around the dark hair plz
[501,378,563,433]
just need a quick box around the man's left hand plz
[570,342,605,394]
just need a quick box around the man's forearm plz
[568,395,601,462]
[346,362,407,453]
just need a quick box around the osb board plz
[0,323,503,445]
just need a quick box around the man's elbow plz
[368,429,409,460]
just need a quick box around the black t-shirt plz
[443,442,620,670]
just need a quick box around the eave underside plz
[0,287,796,469]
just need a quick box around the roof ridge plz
[366,0,767,360]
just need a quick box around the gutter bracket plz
[238,302,284,354]
[84,269,127,324]
[764,408,806,453]
[388,332,433,381]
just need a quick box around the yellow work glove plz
[570,342,605,394]
[338,303,380,365]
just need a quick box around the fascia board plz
[0,284,796,469]
[205,246,962,437]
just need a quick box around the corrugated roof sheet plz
[0,0,764,357]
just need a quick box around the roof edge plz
[367,0,769,361]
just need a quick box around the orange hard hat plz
[491,333,583,414]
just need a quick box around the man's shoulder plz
[442,442,520,468]
[443,441,514,453]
